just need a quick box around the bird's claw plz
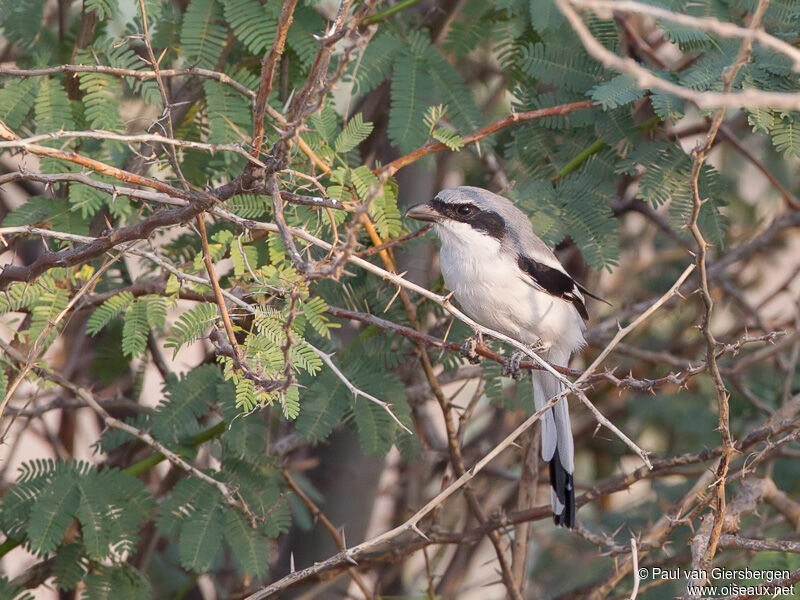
[502,341,546,380]
[502,351,526,380]
[460,332,483,364]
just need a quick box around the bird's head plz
[405,186,510,242]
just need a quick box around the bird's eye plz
[457,205,474,217]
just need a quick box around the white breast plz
[435,221,585,354]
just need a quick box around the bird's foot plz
[459,332,483,364]
[502,340,548,380]
[529,339,548,354]
[502,351,526,380]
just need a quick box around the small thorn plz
[410,523,430,541]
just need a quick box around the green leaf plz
[389,37,433,153]
[156,477,207,538]
[529,0,564,32]
[221,0,277,55]
[285,6,324,68]
[83,563,151,600]
[51,543,87,590]
[86,0,117,19]
[772,113,800,157]
[0,78,38,130]
[432,128,465,151]
[423,45,485,140]
[354,397,394,455]
[231,239,259,277]
[0,577,34,600]
[204,79,251,144]
[145,295,168,329]
[748,107,776,134]
[353,33,403,95]
[151,364,220,440]
[334,113,374,153]
[26,473,80,555]
[180,0,228,70]
[521,43,604,92]
[35,78,74,133]
[589,75,645,110]
[282,385,300,420]
[121,299,149,359]
[223,510,270,578]
[164,303,218,356]
[2,0,47,51]
[234,377,258,412]
[78,73,123,131]
[295,388,348,443]
[178,496,224,572]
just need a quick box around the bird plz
[406,186,604,527]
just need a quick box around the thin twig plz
[686,0,771,575]
[556,0,800,110]
[250,0,298,157]
[282,470,374,600]
[308,344,412,435]
[0,338,254,522]
[376,101,597,176]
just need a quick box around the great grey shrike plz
[407,186,603,527]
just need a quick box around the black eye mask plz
[429,198,506,240]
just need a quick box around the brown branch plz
[196,215,241,358]
[0,64,257,102]
[687,0,770,575]
[376,100,597,176]
[419,352,523,600]
[0,127,198,200]
[246,412,800,596]
[0,131,264,167]
[511,429,539,592]
[717,124,800,210]
[354,225,432,258]
[0,338,255,521]
[250,0,298,157]
[282,470,374,600]
[0,200,211,289]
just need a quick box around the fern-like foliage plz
[0,78,39,130]
[180,0,228,70]
[589,75,645,110]
[151,365,220,441]
[520,43,605,92]
[86,0,117,19]
[34,78,74,133]
[285,6,325,68]
[86,292,134,335]
[78,73,124,131]
[0,460,152,565]
[121,298,149,359]
[220,0,277,55]
[771,113,800,157]
[388,33,434,153]
[165,303,219,356]
[334,113,374,153]
[203,79,251,145]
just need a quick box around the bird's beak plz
[405,202,439,223]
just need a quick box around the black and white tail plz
[531,347,575,528]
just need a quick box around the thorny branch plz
[2,1,800,598]
[687,0,770,582]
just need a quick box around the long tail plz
[531,347,575,528]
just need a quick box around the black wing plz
[517,255,590,320]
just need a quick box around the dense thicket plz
[1,0,800,598]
